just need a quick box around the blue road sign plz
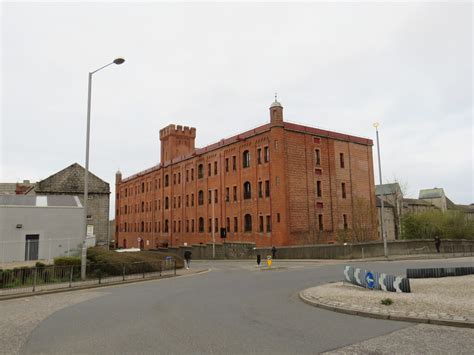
[366,271,375,289]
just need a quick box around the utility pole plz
[212,189,215,258]
[373,122,388,258]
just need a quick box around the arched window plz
[165,197,169,209]
[198,190,204,205]
[243,181,251,199]
[244,214,252,232]
[199,217,204,232]
[165,174,169,187]
[198,164,204,179]
[243,150,250,168]
[164,219,169,233]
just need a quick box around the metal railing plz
[0,260,177,297]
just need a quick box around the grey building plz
[27,163,111,246]
[0,195,84,263]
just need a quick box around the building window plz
[340,153,345,168]
[214,189,218,203]
[141,201,145,212]
[318,214,323,231]
[226,217,230,232]
[232,156,237,171]
[186,220,189,233]
[164,220,169,233]
[173,197,176,209]
[178,196,181,208]
[208,218,212,233]
[199,218,204,232]
[234,217,238,232]
[233,186,237,201]
[264,146,269,162]
[186,195,189,207]
[243,150,250,168]
[191,193,194,207]
[258,181,263,198]
[244,214,252,232]
[165,175,169,187]
[226,187,230,202]
[259,216,264,232]
[317,202,324,209]
[191,219,195,233]
[198,164,204,179]
[266,215,271,232]
[215,218,218,233]
[208,163,211,177]
[265,180,270,197]
[186,170,189,182]
[243,181,251,199]
[225,158,229,172]
[142,182,145,193]
[198,190,204,205]
[141,221,144,233]
[191,168,194,181]
[178,173,181,184]
[214,161,218,175]
[158,221,161,233]
[257,148,262,164]
[277,213,281,223]
[173,221,176,233]
[315,149,321,166]
[178,220,181,233]
[342,183,346,199]
[208,190,212,204]
[343,214,348,230]
[317,181,322,197]
[173,174,176,185]
[165,197,169,209]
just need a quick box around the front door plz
[25,234,40,261]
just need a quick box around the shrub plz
[53,256,81,267]
[35,261,46,268]
[381,298,393,306]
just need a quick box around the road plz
[2,257,472,354]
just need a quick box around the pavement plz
[0,257,472,354]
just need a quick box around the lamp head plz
[373,122,379,129]
[113,58,125,65]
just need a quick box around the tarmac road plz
[13,257,474,354]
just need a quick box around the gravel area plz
[308,275,474,318]
[0,290,104,355]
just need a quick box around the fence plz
[0,260,177,297]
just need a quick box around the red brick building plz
[115,100,377,249]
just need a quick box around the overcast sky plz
[1,1,472,218]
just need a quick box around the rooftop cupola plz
[269,95,284,126]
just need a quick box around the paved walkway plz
[300,275,474,328]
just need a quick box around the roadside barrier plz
[0,260,177,297]
[406,266,474,279]
[344,265,411,293]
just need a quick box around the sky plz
[1,1,472,219]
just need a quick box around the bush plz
[85,247,184,276]
[53,256,81,267]
[381,298,393,306]
[35,261,46,268]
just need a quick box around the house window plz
[178,196,181,208]
[343,214,348,230]
[191,168,194,181]
[173,197,176,209]
[186,170,189,182]
[178,173,181,184]
[208,163,211,177]
[340,153,345,168]
[141,221,144,232]
[225,158,229,172]
[244,214,252,232]
[191,219,195,233]
[215,218,218,233]
[198,164,204,179]
[257,148,262,164]
[141,201,145,212]
[208,190,212,204]
[258,181,263,198]
[318,214,323,231]
[317,181,322,197]
[243,181,251,199]
[233,186,237,201]
[277,213,281,223]
[264,146,269,162]
[265,180,270,197]
[342,183,346,199]
[142,182,145,193]
[214,189,218,203]
[158,221,161,233]
[226,187,230,202]
[243,150,250,168]
[214,161,218,175]
[226,217,230,232]
[165,175,169,187]
[164,220,169,233]
[208,218,212,233]
[315,149,321,166]
[173,174,176,185]
[186,195,189,207]
[259,216,264,232]
[232,156,237,171]
[191,193,194,207]
[186,220,189,233]
[199,218,204,232]
[178,220,181,233]
[234,217,238,232]
[266,215,271,232]
[173,221,176,233]
[198,190,204,205]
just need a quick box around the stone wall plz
[152,241,256,260]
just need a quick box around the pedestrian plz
[272,246,277,259]
[257,254,261,266]
[184,250,192,270]
[434,236,441,253]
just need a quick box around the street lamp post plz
[81,58,125,280]
[373,122,388,258]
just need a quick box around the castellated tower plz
[159,124,196,164]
